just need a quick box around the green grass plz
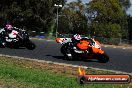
[0,57,131,88]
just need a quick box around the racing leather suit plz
[0,27,20,46]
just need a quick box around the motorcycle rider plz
[5,24,13,33]
[73,34,82,40]
[72,34,97,51]
[0,24,11,46]
[0,24,19,47]
[72,34,82,43]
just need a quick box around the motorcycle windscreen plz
[76,40,90,50]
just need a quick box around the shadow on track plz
[46,55,99,63]
[0,46,26,49]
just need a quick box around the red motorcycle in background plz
[56,36,109,63]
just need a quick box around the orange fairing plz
[55,38,64,43]
[92,47,104,54]
[77,40,90,50]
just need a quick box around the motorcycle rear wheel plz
[61,44,77,60]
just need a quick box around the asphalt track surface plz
[0,39,132,73]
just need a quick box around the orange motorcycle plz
[56,37,109,63]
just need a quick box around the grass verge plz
[0,56,131,88]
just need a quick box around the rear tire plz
[61,44,77,60]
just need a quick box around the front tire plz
[26,41,36,50]
[96,53,109,63]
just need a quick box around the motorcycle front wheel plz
[96,53,109,63]
[26,41,36,50]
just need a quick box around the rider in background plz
[0,24,12,46]
[5,24,13,33]
[0,24,19,46]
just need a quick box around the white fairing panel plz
[94,42,101,49]
[8,30,18,38]
[92,39,101,49]
[63,38,72,43]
